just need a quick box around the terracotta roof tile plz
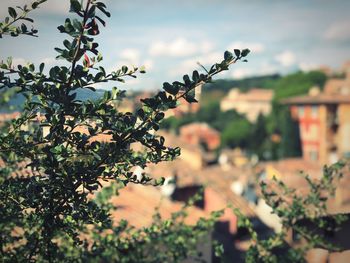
[0,112,21,122]
[225,88,274,102]
[282,94,350,104]
[148,160,256,218]
[261,158,350,215]
[109,184,207,228]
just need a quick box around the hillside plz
[2,88,106,112]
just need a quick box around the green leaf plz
[70,0,81,13]
[92,151,102,161]
[32,2,39,9]
[163,82,179,96]
[234,49,240,57]
[20,23,27,33]
[155,112,164,121]
[214,244,224,257]
[8,7,17,18]
[192,70,199,82]
[241,48,250,57]
[224,50,233,61]
[111,87,118,100]
[183,74,191,85]
[139,65,146,74]
[184,89,197,103]
[121,66,128,74]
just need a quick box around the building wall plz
[337,104,350,157]
[221,99,272,122]
[318,105,328,165]
[204,188,237,234]
[179,124,220,151]
[290,100,350,165]
[179,148,203,170]
[291,105,324,163]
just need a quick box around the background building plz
[220,88,274,122]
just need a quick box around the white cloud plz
[120,48,140,63]
[39,0,70,15]
[298,62,320,72]
[143,59,154,71]
[41,57,57,66]
[11,57,27,67]
[0,0,70,17]
[259,62,278,75]
[169,51,222,77]
[231,62,278,79]
[183,51,222,68]
[231,68,252,79]
[324,20,350,42]
[116,48,153,72]
[149,38,214,57]
[274,51,296,67]
[227,41,265,54]
[199,40,214,54]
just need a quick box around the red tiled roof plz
[324,79,347,95]
[282,94,350,104]
[226,88,274,102]
[261,158,350,215]
[158,131,203,154]
[109,184,207,228]
[0,112,21,122]
[264,158,322,178]
[148,159,256,217]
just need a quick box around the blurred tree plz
[271,71,327,100]
[279,107,302,158]
[249,113,268,158]
[221,118,252,149]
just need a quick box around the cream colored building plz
[220,88,274,122]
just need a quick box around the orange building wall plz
[337,104,350,157]
[291,105,324,163]
[204,188,237,234]
[318,105,328,165]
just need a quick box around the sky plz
[1,0,350,91]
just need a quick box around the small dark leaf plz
[32,2,39,9]
[241,48,250,57]
[183,74,191,85]
[192,70,200,82]
[224,50,233,61]
[234,49,241,57]
[57,25,65,33]
[155,112,165,121]
[8,7,17,18]
[22,17,34,23]
[121,66,128,74]
[70,0,81,13]
[163,82,179,96]
[184,89,197,103]
[95,16,106,27]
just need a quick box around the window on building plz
[309,151,318,161]
[298,106,305,118]
[311,105,318,118]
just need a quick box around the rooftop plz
[225,88,274,102]
[109,184,207,228]
[283,75,350,105]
